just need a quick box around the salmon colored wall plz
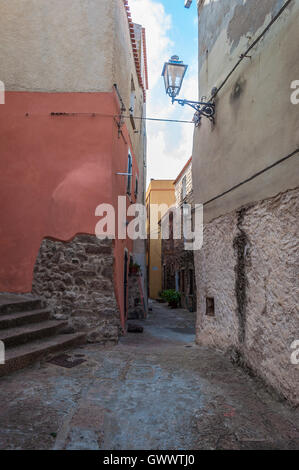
[110,106,139,328]
[0,90,139,328]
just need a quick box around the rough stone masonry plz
[32,234,121,343]
[195,187,299,406]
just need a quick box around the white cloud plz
[129,0,198,184]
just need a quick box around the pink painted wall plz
[0,90,138,327]
[111,122,139,327]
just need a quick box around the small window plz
[130,78,136,129]
[127,151,132,195]
[206,297,215,316]
[134,175,138,198]
[191,210,195,233]
[181,175,187,200]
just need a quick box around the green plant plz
[129,261,140,274]
[132,262,140,269]
[160,289,181,306]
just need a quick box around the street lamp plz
[161,55,216,125]
[184,0,193,8]
[161,55,188,100]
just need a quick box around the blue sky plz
[129,0,198,185]
[161,0,198,65]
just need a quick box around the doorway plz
[123,250,129,321]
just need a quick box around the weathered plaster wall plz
[0,90,139,331]
[193,0,299,404]
[0,0,146,180]
[195,187,299,405]
[113,0,145,159]
[32,235,121,343]
[1,0,114,93]
[0,92,113,292]
[193,0,299,222]
[0,0,146,333]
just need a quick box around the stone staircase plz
[0,294,85,377]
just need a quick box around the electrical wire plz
[49,112,194,124]
[123,115,193,123]
[203,148,299,206]
[211,0,293,99]
[44,1,295,125]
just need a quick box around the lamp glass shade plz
[162,56,188,98]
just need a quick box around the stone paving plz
[0,300,298,450]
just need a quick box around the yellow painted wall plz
[146,180,175,299]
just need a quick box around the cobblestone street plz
[0,300,298,450]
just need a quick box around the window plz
[181,175,187,200]
[191,210,195,233]
[127,151,132,195]
[206,297,215,316]
[134,175,138,198]
[130,78,136,129]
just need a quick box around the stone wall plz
[162,211,197,312]
[195,187,299,405]
[161,160,197,311]
[162,237,196,312]
[32,234,121,343]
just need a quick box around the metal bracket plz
[113,84,126,138]
[171,97,215,126]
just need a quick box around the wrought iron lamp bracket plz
[171,96,215,126]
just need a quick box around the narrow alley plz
[0,0,298,457]
[0,301,298,450]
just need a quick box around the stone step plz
[0,309,51,330]
[0,294,43,315]
[0,320,67,348]
[0,332,86,377]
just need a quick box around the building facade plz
[0,0,148,342]
[161,158,197,312]
[193,0,299,405]
[146,180,175,299]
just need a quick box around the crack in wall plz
[233,207,251,344]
